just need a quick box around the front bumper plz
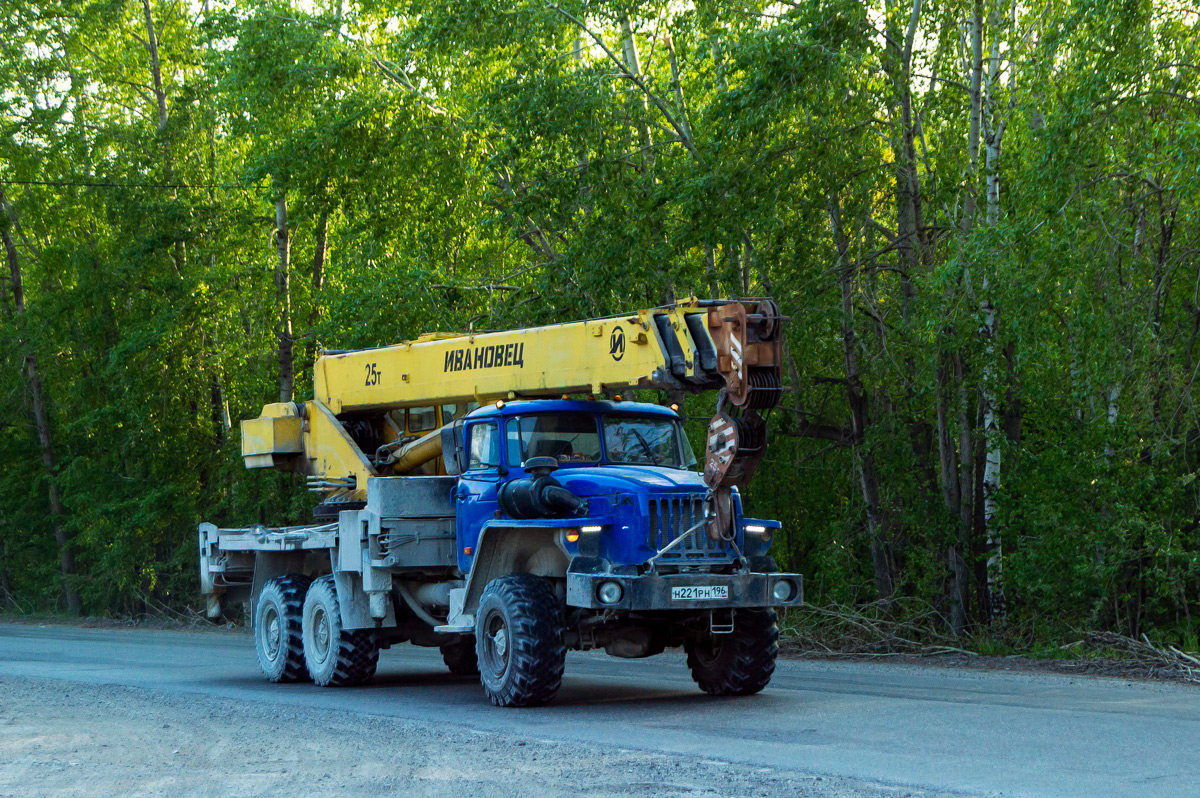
[566,568,803,611]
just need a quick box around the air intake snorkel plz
[497,456,583,518]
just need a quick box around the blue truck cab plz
[439,399,802,691]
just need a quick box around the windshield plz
[505,412,692,469]
[507,414,602,465]
[603,416,690,468]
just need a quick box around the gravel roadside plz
[0,676,953,798]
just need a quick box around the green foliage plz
[0,0,1197,653]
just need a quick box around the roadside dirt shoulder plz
[0,676,955,798]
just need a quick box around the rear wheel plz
[475,574,565,707]
[441,637,479,676]
[302,575,379,687]
[254,574,312,683]
[685,608,779,696]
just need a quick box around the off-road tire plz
[254,574,313,683]
[475,574,565,707]
[685,608,779,696]
[301,575,379,687]
[441,637,479,676]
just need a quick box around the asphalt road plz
[1,622,1197,797]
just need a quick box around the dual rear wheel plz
[253,574,311,682]
[254,574,378,686]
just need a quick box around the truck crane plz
[199,297,802,707]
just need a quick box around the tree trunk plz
[938,355,969,633]
[956,352,976,606]
[980,305,1004,623]
[936,0,985,635]
[142,0,168,131]
[664,33,693,144]
[961,0,983,231]
[936,358,961,514]
[978,1,1010,624]
[883,0,928,296]
[308,209,328,365]
[205,91,226,444]
[666,31,716,295]
[274,188,294,403]
[830,197,894,600]
[1,193,81,615]
[882,0,941,507]
[572,35,594,218]
[704,244,718,300]
[141,0,187,278]
[619,12,653,171]
[211,370,231,444]
[748,232,771,293]
[1004,340,1023,443]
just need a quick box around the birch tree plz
[0,191,80,615]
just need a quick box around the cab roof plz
[465,398,680,421]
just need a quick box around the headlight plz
[773,580,796,602]
[597,580,623,605]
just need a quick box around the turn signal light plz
[495,400,505,409]
[566,531,580,543]
[613,394,622,402]
[464,546,474,555]
[670,403,680,412]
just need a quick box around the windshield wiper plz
[631,429,661,465]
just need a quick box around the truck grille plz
[647,494,732,562]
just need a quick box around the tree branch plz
[550,5,700,161]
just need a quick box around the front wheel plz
[475,574,565,707]
[685,608,779,696]
[301,575,379,687]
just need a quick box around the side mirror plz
[441,422,466,476]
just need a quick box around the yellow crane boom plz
[313,299,777,412]
[240,298,783,506]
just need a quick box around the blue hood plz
[551,464,706,496]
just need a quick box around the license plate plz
[671,585,729,601]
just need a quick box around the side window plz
[467,422,500,470]
[408,406,437,433]
[506,417,529,467]
[441,402,480,425]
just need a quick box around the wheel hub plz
[312,606,331,664]
[263,606,281,661]
[493,628,508,659]
[481,612,510,678]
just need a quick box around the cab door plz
[455,419,503,574]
